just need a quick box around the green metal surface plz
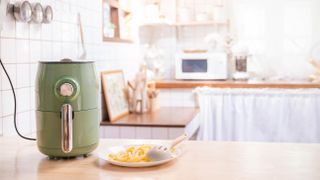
[35,61,100,157]
[36,109,100,157]
[36,62,99,112]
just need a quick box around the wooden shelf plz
[140,22,174,27]
[154,80,320,89]
[102,37,132,43]
[175,20,229,26]
[107,0,119,8]
[140,20,229,28]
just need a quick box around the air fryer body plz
[35,60,99,157]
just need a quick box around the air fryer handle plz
[61,104,73,153]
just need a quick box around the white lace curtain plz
[196,87,320,143]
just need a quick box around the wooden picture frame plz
[101,70,129,121]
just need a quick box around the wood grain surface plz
[155,80,320,89]
[1,138,320,180]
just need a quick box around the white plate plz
[97,144,182,168]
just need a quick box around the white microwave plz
[175,52,228,80]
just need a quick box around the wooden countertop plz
[155,80,320,89]
[1,138,320,180]
[101,107,198,127]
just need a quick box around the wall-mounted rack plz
[6,0,53,24]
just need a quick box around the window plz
[230,0,320,78]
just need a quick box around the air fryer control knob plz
[59,83,74,97]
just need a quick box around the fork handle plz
[170,133,188,149]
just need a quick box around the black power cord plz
[0,58,36,141]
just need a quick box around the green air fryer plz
[36,59,99,158]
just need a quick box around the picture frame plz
[101,70,129,121]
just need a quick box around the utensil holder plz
[149,97,159,112]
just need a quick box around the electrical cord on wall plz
[0,58,36,141]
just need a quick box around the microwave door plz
[175,52,228,80]
[182,59,208,73]
[176,59,209,79]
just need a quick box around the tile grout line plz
[1,86,35,92]
[0,34,3,136]
[1,36,101,45]
[0,109,35,119]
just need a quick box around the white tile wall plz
[16,88,31,113]
[158,88,197,107]
[2,115,15,136]
[1,38,16,62]
[2,90,14,116]
[0,0,141,137]
[1,64,16,90]
[16,40,30,63]
[0,92,2,136]
[16,64,30,88]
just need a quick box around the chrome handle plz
[61,104,73,153]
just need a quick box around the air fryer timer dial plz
[59,83,74,97]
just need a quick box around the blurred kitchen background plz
[1,0,320,140]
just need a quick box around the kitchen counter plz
[100,107,199,127]
[155,80,320,89]
[100,107,200,139]
[1,138,320,179]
